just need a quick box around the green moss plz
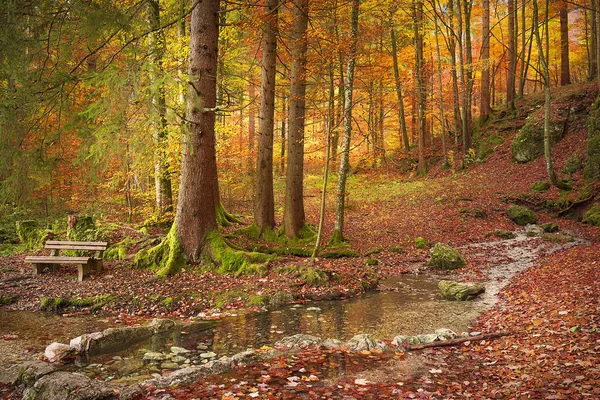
[531,181,550,192]
[134,223,186,278]
[583,135,600,182]
[0,296,17,305]
[207,230,273,276]
[320,248,359,258]
[364,247,383,256]
[365,258,379,266]
[511,117,563,163]
[583,204,600,226]
[105,237,134,260]
[493,230,515,239]
[276,265,330,287]
[40,295,115,312]
[428,243,466,270]
[506,205,537,226]
[328,229,345,245]
[541,222,559,233]
[476,134,504,161]
[389,245,405,253]
[564,151,583,175]
[216,202,241,227]
[0,243,27,256]
[160,296,177,309]
[414,237,430,249]
[246,294,269,307]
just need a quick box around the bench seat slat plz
[25,256,90,263]
[46,241,107,246]
[45,245,106,251]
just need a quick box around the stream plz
[0,230,586,384]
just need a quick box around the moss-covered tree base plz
[216,203,242,227]
[134,224,186,278]
[328,229,345,245]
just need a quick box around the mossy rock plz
[583,134,600,182]
[540,222,559,233]
[15,220,50,250]
[428,243,466,270]
[389,245,405,253]
[365,258,379,266]
[414,237,430,249]
[506,205,537,226]
[564,151,583,175]
[364,247,383,256]
[439,280,485,301]
[511,117,564,163]
[493,230,515,239]
[531,181,550,192]
[583,204,600,226]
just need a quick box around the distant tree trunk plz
[254,0,278,234]
[507,0,517,110]
[434,11,447,164]
[518,0,529,97]
[597,0,600,87]
[331,0,359,243]
[147,0,173,215]
[177,0,220,262]
[283,0,309,238]
[248,82,256,173]
[447,0,461,146]
[390,11,410,153]
[533,0,570,191]
[588,0,598,81]
[414,0,426,175]
[463,0,473,151]
[560,3,571,86]
[280,95,286,175]
[480,0,491,122]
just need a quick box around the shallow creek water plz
[0,231,585,383]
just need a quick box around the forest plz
[1,0,600,398]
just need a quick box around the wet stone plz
[143,351,168,361]
[200,352,217,359]
[170,346,190,354]
[160,362,180,370]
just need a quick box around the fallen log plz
[406,331,511,351]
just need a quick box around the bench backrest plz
[45,240,108,251]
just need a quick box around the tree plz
[254,0,279,235]
[507,0,517,110]
[147,0,173,215]
[559,2,571,86]
[414,0,427,175]
[480,0,491,121]
[283,0,309,238]
[331,0,359,243]
[390,7,410,153]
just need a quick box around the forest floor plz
[1,82,600,398]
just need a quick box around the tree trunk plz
[283,0,309,238]
[433,10,447,164]
[480,0,491,122]
[414,0,426,175]
[447,0,461,146]
[560,3,571,86]
[507,0,516,110]
[331,0,359,243]
[254,0,278,234]
[147,0,173,215]
[280,95,286,175]
[463,0,473,151]
[533,0,570,191]
[176,0,221,263]
[390,12,410,153]
[248,82,256,174]
[589,0,598,81]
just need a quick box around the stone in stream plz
[44,342,76,363]
[143,351,168,362]
[22,371,115,400]
[275,334,323,350]
[391,335,420,347]
[435,328,458,340]
[506,205,537,226]
[322,338,344,350]
[439,280,485,301]
[525,224,544,237]
[200,352,217,359]
[170,346,190,354]
[428,243,466,270]
[345,334,388,352]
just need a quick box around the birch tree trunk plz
[331,0,359,243]
[254,0,278,234]
[283,0,309,238]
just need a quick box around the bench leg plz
[32,264,58,275]
[78,264,90,282]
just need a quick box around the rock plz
[306,307,321,312]
[196,343,208,350]
[143,352,168,362]
[540,222,559,233]
[322,338,344,350]
[171,356,187,363]
[22,371,115,400]
[2,361,56,386]
[160,362,180,370]
[345,334,387,352]
[428,243,466,270]
[230,350,258,366]
[170,346,190,354]
[141,366,207,389]
[44,342,76,363]
[525,224,544,237]
[435,328,458,340]
[204,357,233,374]
[69,332,103,353]
[86,326,153,356]
[530,181,550,192]
[149,318,175,334]
[439,280,485,301]
[583,204,600,226]
[493,230,515,239]
[416,334,439,343]
[511,117,564,163]
[200,352,217,359]
[506,205,537,226]
[391,335,419,347]
[275,334,322,350]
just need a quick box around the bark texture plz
[283,0,309,238]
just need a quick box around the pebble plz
[196,343,208,350]
[200,352,217,358]
[170,346,190,354]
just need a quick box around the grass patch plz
[40,294,116,312]
[0,296,17,305]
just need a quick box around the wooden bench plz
[25,241,108,282]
